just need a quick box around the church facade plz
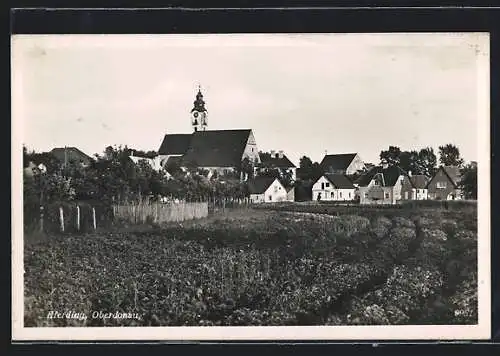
[158,87,261,178]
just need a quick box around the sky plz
[12,33,489,166]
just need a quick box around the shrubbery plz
[24,208,478,326]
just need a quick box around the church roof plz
[181,129,252,168]
[320,153,358,172]
[158,134,192,155]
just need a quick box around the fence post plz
[76,205,80,231]
[39,206,44,232]
[59,206,64,232]
[92,207,97,231]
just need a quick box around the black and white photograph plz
[12,33,490,340]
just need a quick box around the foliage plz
[298,156,323,182]
[379,146,437,176]
[418,147,437,177]
[379,146,402,166]
[438,144,464,167]
[459,162,477,199]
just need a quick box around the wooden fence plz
[113,201,209,224]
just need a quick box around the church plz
[158,87,261,178]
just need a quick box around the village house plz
[158,88,260,180]
[409,173,430,200]
[312,173,356,201]
[248,176,287,203]
[426,166,463,200]
[357,165,414,205]
[50,147,93,168]
[319,153,366,176]
[257,150,297,181]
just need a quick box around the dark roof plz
[259,153,296,168]
[426,166,461,188]
[247,176,279,194]
[50,147,92,164]
[158,134,192,155]
[357,165,410,187]
[320,153,358,172]
[443,166,461,186]
[165,155,182,166]
[323,173,355,189]
[410,174,430,189]
[181,129,252,167]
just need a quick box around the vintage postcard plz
[12,33,490,340]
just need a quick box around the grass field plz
[24,204,478,327]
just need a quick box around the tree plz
[379,146,402,167]
[399,150,421,175]
[239,157,255,180]
[439,144,464,167]
[459,162,477,199]
[298,156,323,182]
[418,147,437,177]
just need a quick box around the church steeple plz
[191,85,208,132]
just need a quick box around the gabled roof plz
[181,129,252,167]
[426,165,461,188]
[410,174,430,189]
[443,165,461,186]
[320,153,358,172]
[158,134,192,155]
[50,147,93,164]
[259,153,296,168]
[248,176,280,194]
[357,165,411,187]
[323,173,355,189]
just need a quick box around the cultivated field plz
[24,204,478,326]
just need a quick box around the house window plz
[349,192,351,198]
[364,193,368,198]
[374,180,379,186]
[251,148,254,152]
[321,183,325,189]
[268,195,272,201]
[325,182,330,187]
[339,192,342,198]
[385,193,389,199]
[437,181,447,189]
[331,192,334,198]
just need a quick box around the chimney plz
[278,150,284,159]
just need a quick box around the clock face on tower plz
[193,111,199,118]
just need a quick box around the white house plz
[357,165,414,205]
[319,153,366,176]
[248,176,287,203]
[409,174,430,200]
[258,150,297,182]
[312,174,356,201]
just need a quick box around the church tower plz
[191,86,208,132]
